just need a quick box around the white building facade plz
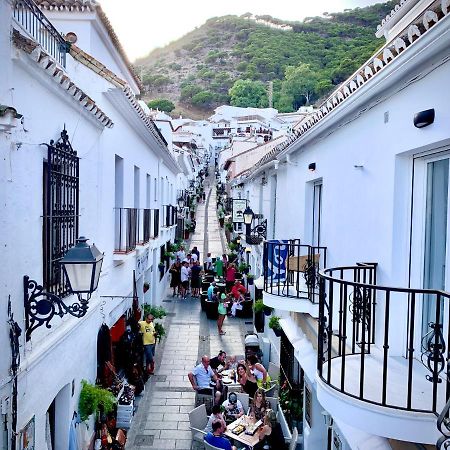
[0,0,183,448]
[234,1,450,448]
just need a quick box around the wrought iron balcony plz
[114,207,138,253]
[318,263,450,415]
[163,205,177,228]
[263,240,327,302]
[140,208,159,243]
[13,0,68,67]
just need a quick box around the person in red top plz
[230,280,246,317]
[225,263,236,292]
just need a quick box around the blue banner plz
[266,240,288,283]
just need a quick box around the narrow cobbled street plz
[127,185,253,449]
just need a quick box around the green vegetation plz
[137,2,395,114]
[143,305,167,319]
[147,98,175,112]
[78,380,116,422]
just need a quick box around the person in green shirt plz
[215,256,224,277]
[217,293,228,335]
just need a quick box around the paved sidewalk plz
[127,186,252,449]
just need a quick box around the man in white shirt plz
[176,246,186,262]
[180,261,190,299]
[188,355,222,404]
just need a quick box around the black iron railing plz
[318,263,450,414]
[13,0,68,67]
[114,208,138,253]
[163,205,177,227]
[141,208,160,243]
[263,240,327,303]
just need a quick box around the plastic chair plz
[188,404,208,450]
[203,440,224,450]
[195,386,215,413]
[289,426,299,450]
[266,396,278,412]
[268,362,280,381]
[236,392,249,414]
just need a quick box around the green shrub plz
[78,380,116,422]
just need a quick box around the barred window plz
[42,130,79,297]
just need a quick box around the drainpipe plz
[286,155,298,166]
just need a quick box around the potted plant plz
[264,305,273,316]
[158,262,165,273]
[143,304,167,319]
[143,281,150,293]
[78,380,116,422]
[154,322,166,343]
[184,224,190,239]
[269,315,282,337]
[247,274,254,285]
[225,222,234,233]
[253,299,265,332]
[164,251,174,261]
[238,262,249,274]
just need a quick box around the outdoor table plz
[220,370,240,394]
[224,415,262,450]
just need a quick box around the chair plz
[188,404,208,450]
[236,392,249,413]
[195,386,215,414]
[268,362,280,382]
[289,426,299,450]
[266,396,278,412]
[203,441,223,450]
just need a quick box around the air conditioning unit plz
[261,337,271,368]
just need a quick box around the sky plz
[100,0,383,62]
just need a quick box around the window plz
[42,130,79,297]
[146,174,151,208]
[134,165,140,208]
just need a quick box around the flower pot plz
[158,265,165,273]
[264,306,273,316]
[184,230,190,239]
[254,310,264,333]
[219,218,225,227]
[273,327,282,337]
[247,277,254,286]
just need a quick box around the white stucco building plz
[231,1,450,448]
[0,0,185,448]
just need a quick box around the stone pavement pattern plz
[127,186,252,449]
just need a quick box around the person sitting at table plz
[257,409,287,450]
[207,281,216,300]
[248,389,271,421]
[204,404,227,433]
[204,420,237,450]
[231,280,246,302]
[237,363,258,398]
[222,392,244,423]
[188,355,222,404]
[246,354,269,386]
[210,351,227,376]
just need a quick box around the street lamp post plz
[24,236,104,340]
[243,206,254,241]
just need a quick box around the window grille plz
[42,129,79,297]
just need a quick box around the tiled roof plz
[246,0,449,180]
[12,29,113,128]
[69,44,127,88]
[33,0,143,91]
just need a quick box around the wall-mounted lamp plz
[321,410,333,428]
[24,236,104,340]
[308,162,316,172]
[414,108,435,128]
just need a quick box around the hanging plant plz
[253,299,265,313]
[78,380,116,422]
[143,282,150,293]
[269,316,282,337]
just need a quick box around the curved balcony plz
[262,240,327,317]
[317,263,450,443]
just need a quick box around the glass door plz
[312,182,322,247]
[421,158,449,337]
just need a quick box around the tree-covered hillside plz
[136,2,395,117]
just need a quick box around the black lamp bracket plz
[24,275,90,341]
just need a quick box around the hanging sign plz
[232,199,247,223]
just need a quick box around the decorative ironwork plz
[349,286,371,327]
[421,322,446,383]
[303,257,319,291]
[43,128,79,298]
[8,296,21,450]
[247,219,267,244]
[13,0,69,67]
[437,397,450,449]
[24,275,89,341]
